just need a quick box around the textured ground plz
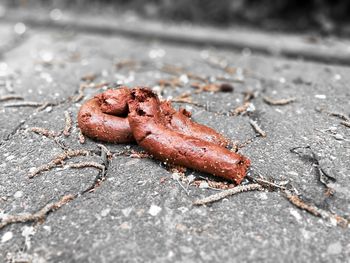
[0,17,349,263]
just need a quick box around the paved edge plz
[2,8,350,65]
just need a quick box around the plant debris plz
[29,149,90,178]
[263,96,296,105]
[284,190,348,227]
[66,161,105,172]
[191,82,233,93]
[4,101,45,108]
[63,111,72,137]
[0,194,75,229]
[0,95,24,102]
[327,111,350,122]
[29,127,61,138]
[193,183,263,205]
[158,77,184,88]
[249,119,267,137]
[232,102,252,116]
[340,121,350,128]
[81,73,97,82]
[78,128,86,144]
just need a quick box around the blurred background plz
[3,0,350,34]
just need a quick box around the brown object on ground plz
[127,88,250,184]
[159,101,229,147]
[95,87,131,115]
[77,96,134,143]
[81,87,229,146]
[78,87,248,183]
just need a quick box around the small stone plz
[101,208,111,217]
[315,94,326,99]
[14,22,26,35]
[179,74,189,84]
[1,231,13,243]
[327,241,342,255]
[148,204,162,216]
[13,191,23,199]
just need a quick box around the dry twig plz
[63,111,72,136]
[29,127,61,138]
[263,96,296,105]
[29,149,90,178]
[327,111,350,122]
[193,184,263,205]
[284,190,348,227]
[191,82,233,93]
[232,102,251,116]
[78,128,85,144]
[0,95,24,102]
[4,101,44,108]
[0,194,75,229]
[249,120,266,137]
[341,121,350,128]
[81,73,97,82]
[66,161,105,172]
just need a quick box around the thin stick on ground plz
[263,96,296,105]
[29,149,90,178]
[283,190,348,227]
[78,128,85,144]
[66,161,105,174]
[249,119,266,137]
[97,144,113,160]
[246,175,287,190]
[4,101,44,108]
[193,184,263,206]
[327,111,350,122]
[340,121,350,128]
[0,95,24,102]
[29,127,61,138]
[63,111,72,136]
[74,83,88,102]
[0,194,75,229]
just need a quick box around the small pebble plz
[100,208,111,217]
[315,94,326,99]
[327,241,342,255]
[148,204,162,216]
[1,231,13,243]
[13,191,23,199]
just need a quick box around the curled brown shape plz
[94,87,229,146]
[77,97,134,143]
[159,101,229,147]
[96,87,131,115]
[127,88,250,184]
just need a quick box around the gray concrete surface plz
[0,19,349,263]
